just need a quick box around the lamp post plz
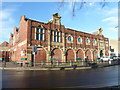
[32,46,37,67]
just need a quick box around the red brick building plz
[0,41,9,61]
[7,13,109,63]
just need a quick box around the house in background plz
[0,41,9,62]
[109,39,118,57]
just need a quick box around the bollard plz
[108,60,111,64]
[72,65,77,70]
[42,62,44,65]
[4,61,6,67]
[21,63,23,67]
[82,60,84,65]
[70,61,73,66]
[23,62,25,67]
[41,62,44,67]
[56,61,59,66]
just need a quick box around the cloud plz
[104,27,118,40]
[107,27,118,31]
[104,8,118,15]
[101,7,118,40]
[102,17,117,22]
[101,16,118,27]
[0,8,16,43]
[0,9,15,20]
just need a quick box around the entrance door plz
[100,50,103,57]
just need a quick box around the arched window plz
[68,36,73,42]
[93,40,96,44]
[78,37,82,43]
[86,38,90,44]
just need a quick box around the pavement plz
[0,60,119,71]
[0,66,92,70]
[0,61,92,70]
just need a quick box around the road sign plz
[32,46,37,54]
[21,58,27,60]
[50,58,56,60]
[76,58,82,60]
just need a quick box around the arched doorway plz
[51,48,62,62]
[100,50,103,57]
[66,49,75,62]
[93,50,98,60]
[35,48,46,63]
[76,49,84,60]
[85,50,91,60]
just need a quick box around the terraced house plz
[8,13,109,63]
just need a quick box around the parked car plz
[112,56,118,60]
[111,56,120,60]
[100,57,113,61]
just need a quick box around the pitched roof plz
[0,41,9,47]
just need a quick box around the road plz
[2,65,119,89]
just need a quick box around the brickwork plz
[1,13,109,63]
[51,48,62,62]
[66,49,75,62]
[76,49,84,60]
[0,41,9,61]
[93,50,98,60]
[35,49,46,62]
[85,50,91,60]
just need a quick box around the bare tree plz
[58,0,118,31]
[58,0,108,16]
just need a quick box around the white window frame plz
[93,39,97,46]
[86,38,90,45]
[77,37,82,44]
[67,35,73,43]
[54,31,61,42]
[35,28,45,41]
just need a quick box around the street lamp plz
[32,46,37,67]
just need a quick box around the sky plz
[0,2,118,44]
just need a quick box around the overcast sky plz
[0,2,118,44]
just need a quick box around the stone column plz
[47,29,51,63]
[46,52,51,62]
[62,51,66,62]
[98,49,100,58]
[27,53,32,62]
[52,31,54,42]
[74,50,76,62]
[91,50,93,61]
[83,49,86,60]
[62,32,66,62]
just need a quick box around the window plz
[100,42,103,46]
[54,31,61,42]
[68,36,73,42]
[78,37,82,43]
[54,19,56,24]
[99,40,103,46]
[106,42,109,47]
[93,40,96,44]
[35,28,45,41]
[86,38,90,44]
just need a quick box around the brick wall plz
[66,49,75,62]
[51,48,62,62]
[6,14,109,63]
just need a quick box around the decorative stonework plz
[4,13,109,63]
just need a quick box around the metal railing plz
[1,59,119,68]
